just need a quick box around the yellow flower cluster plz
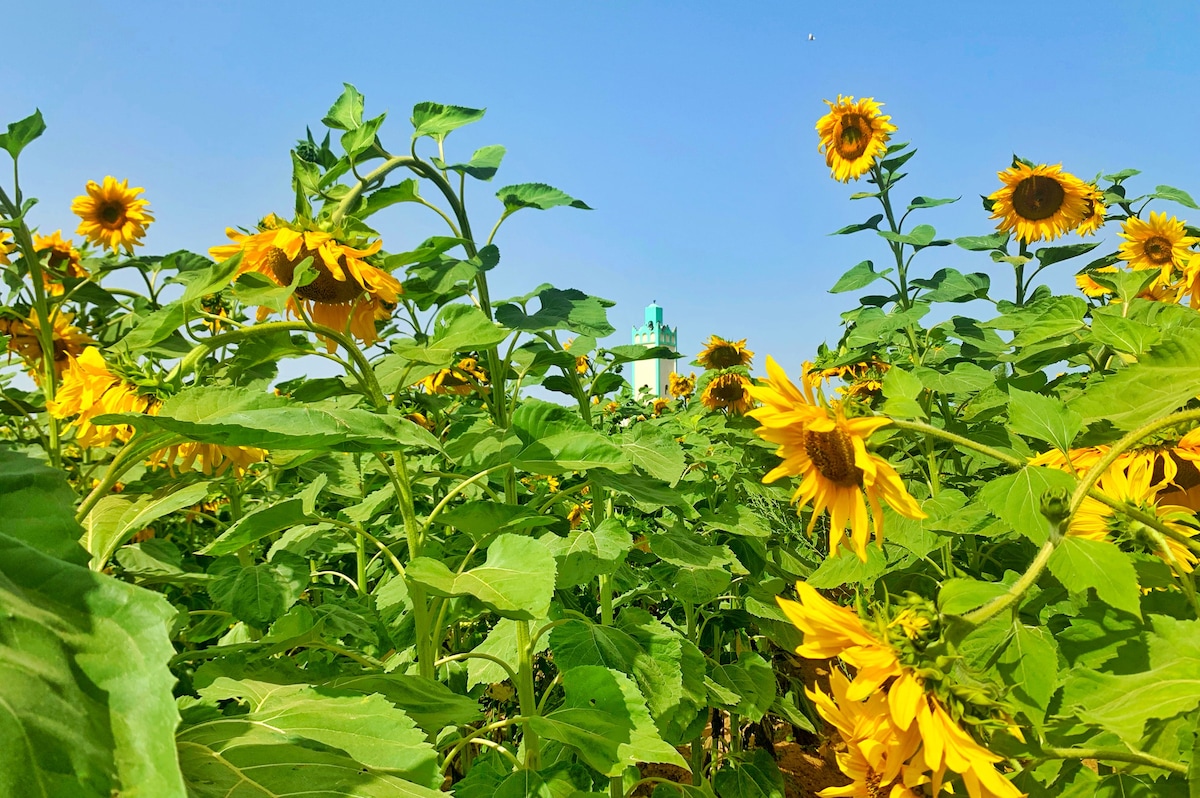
[420,357,488,396]
[779,584,1023,798]
[668,371,695,399]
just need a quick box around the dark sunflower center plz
[1143,236,1174,265]
[864,769,882,798]
[98,202,124,226]
[1153,452,1200,492]
[711,379,745,403]
[1012,175,1065,221]
[803,427,863,486]
[837,114,871,160]
[264,245,365,304]
[708,346,744,369]
[1081,198,1096,220]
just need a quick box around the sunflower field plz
[3,85,1200,798]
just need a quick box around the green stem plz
[434,652,518,683]
[1040,746,1187,775]
[889,418,1025,469]
[599,573,614,626]
[354,533,368,596]
[515,619,541,769]
[962,537,1057,627]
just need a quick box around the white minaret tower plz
[631,302,678,398]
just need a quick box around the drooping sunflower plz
[697,335,753,369]
[749,357,925,561]
[34,230,89,295]
[574,354,590,374]
[71,176,154,253]
[811,359,891,400]
[1072,460,1200,574]
[210,217,402,352]
[0,308,93,378]
[700,372,754,415]
[567,500,592,529]
[816,95,897,183]
[0,230,15,265]
[146,441,266,477]
[1118,211,1198,283]
[1075,184,1107,237]
[667,371,696,399]
[651,397,670,416]
[48,347,158,447]
[419,357,488,396]
[988,162,1090,243]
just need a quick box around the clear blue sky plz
[5,0,1200,375]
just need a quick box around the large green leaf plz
[466,618,550,688]
[98,386,438,453]
[1061,659,1200,744]
[529,665,687,777]
[411,101,485,141]
[712,748,785,798]
[179,679,442,795]
[979,467,1077,545]
[83,480,212,570]
[431,144,506,181]
[542,518,631,588]
[496,285,615,337]
[996,623,1058,725]
[326,674,483,735]
[619,423,686,485]
[391,303,510,367]
[496,183,591,212]
[200,475,326,556]
[1071,329,1200,430]
[406,533,556,620]
[207,551,309,626]
[510,399,629,474]
[707,653,776,723]
[0,108,46,159]
[829,260,892,293]
[0,533,183,797]
[1008,388,1082,453]
[0,450,87,563]
[322,83,365,130]
[1048,537,1141,617]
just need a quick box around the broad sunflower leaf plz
[322,83,365,130]
[1070,329,1200,430]
[1152,184,1200,210]
[911,268,990,303]
[206,551,308,626]
[829,214,883,236]
[341,112,385,158]
[1089,308,1162,356]
[1034,241,1101,267]
[326,674,483,735]
[542,518,631,588]
[436,502,556,542]
[1048,537,1141,618]
[619,423,686,485]
[604,343,681,365]
[955,232,1009,251]
[829,259,892,293]
[360,178,421,218]
[83,479,213,569]
[0,518,183,796]
[0,450,87,563]
[411,101,486,141]
[179,680,442,795]
[511,399,629,474]
[466,617,550,688]
[881,366,925,419]
[406,533,557,620]
[997,623,1058,725]
[0,108,46,159]
[496,182,591,211]
[1007,388,1082,453]
[712,748,786,798]
[392,302,509,367]
[979,466,1077,545]
[496,285,615,337]
[707,653,776,722]
[200,475,327,556]
[431,144,506,181]
[529,665,687,777]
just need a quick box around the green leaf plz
[411,101,486,141]
[805,545,888,588]
[466,617,549,688]
[712,748,785,798]
[406,533,556,620]
[207,551,308,626]
[360,178,421,218]
[180,680,442,795]
[0,450,87,563]
[997,623,1058,724]
[431,144,506,181]
[590,468,693,511]
[955,232,1009,251]
[881,366,925,419]
[830,214,884,236]
[1035,242,1101,266]
[83,480,213,570]
[340,113,386,158]
[907,195,958,210]
[707,653,775,722]
[178,251,241,305]
[1049,537,1141,617]
[1062,660,1200,744]
[435,502,556,541]
[391,303,510,366]
[830,259,892,293]
[200,476,326,556]
[912,362,995,395]
[1008,388,1082,452]
[1071,330,1200,430]
[0,533,183,797]
[938,578,1009,616]
[878,223,936,247]
[980,467,1077,545]
[496,183,592,212]
[619,423,686,485]
[0,109,47,159]
[322,83,365,130]
[99,386,439,453]
[497,285,615,337]
[911,268,990,303]
[529,666,688,777]
[1090,309,1162,356]
[543,519,631,588]
[327,674,483,735]
[510,399,629,474]
[1153,184,1200,210]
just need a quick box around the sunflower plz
[521,474,560,493]
[749,357,925,561]
[1117,211,1197,282]
[1032,433,1200,511]
[0,230,15,265]
[0,308,93,379]
[420,357,488,395]
[603,401,620,414]
[210,218,402,352]
[700,372,755,415]
[71,176,154,253]
[1072,460,1199,574]
[574,354,589,374]
[146,441,265,477]
[816,95,897,183]
[668,371,696,399]
[652,397,670,416]
[812,360,891,400]
[567,500,592,529]
[48,347,158,447]
[1075,184,1107,237]
[33,231,88,296]
[698,335,753,369]
[406,411,435,431]
[988,162,1090,243]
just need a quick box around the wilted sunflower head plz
[567,500,592,529]
[988,162,1089,243]
[698,335,753,370]
[700,372,754,415]
[210,218,402,351]
[48,347,158,448]
[815,95,897,182]
[668,371,696,398]
[34,231,89,296]
[71,176,154,254]
[0,308,94,379]
[147,442,265,477]
[652,397,670,416]
[1118,211,1198,281]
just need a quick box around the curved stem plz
[889,418,1025,469]
[1040,745,1187,775]
[421,463,512,534]
[961,538,1057,627]
[434,651,518,683]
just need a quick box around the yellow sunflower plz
[419,357,488,396]
[811,360,891,400]
[651,397,670,416]
[567,500,592,529]
[0,308,93,379]
[603,400,620,414]
[146,441,265,477]
[48,347,158,447]
[700,372,755,415]
[698,335,753,369]
[749,357,925,561]
[816,95,897,183]
[0,230,15,265]
[668,371,696,399]
[71,176,154,253]
[1033,433,1200,511]
[1072,460,1200,574]
[210,218,402,352]
[574,354,589,374]
[1118,211,1197,281]
[988,162,1090,243]
[1075,184,1107,237]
